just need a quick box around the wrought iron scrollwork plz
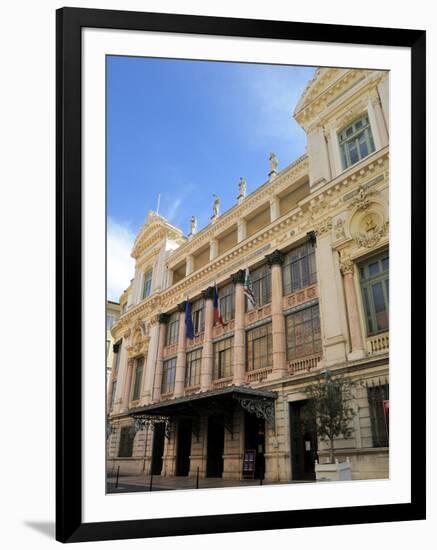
[235,396,275,425]
[133,415,172,439]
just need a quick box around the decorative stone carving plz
[334,218,346,240]
[355,221,389,248]
[340,257,354,275]
[348,186,376,211]
[314,217,333,237]
[265,249,284,266]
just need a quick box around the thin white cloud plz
[107,217,135,302]
[163,197,182,222]
[237,66,315,148]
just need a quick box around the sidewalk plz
[106,474,294,493]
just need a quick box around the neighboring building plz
[107,67,389,483]
[106,301,121,397]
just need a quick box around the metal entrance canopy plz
[128,385,278,438]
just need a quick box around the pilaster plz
[200,287,215,391]
[152,314,169,402]
[231,270,246,385]
[174,302,187,397]
[266,250,287,379]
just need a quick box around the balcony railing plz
[246,366,273,384]
[367,332,389,354]
[212,376,233,389]
[288,353,321,375]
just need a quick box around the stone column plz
[140,319,159,406]
[314,219,347,365]
[174,302,187,397]
[340,258,365,360]
[112,335,128,414]
[330,127,343,176]
[266,250,287,379]
[200,286,215,391]
[186,255,194,276]
[270,196,280,222]
[231,270,246,385]
[107,341,120,410]
[210,239,218,261]
[121,358,134,412]
[152,313,169,402]
[237,219,247,243]
[366,94,382,151]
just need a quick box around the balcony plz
[367,332,389,354]
[288,353,321,375]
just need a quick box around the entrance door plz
[289,401,317,481]
[176,418,192,476]
[151,423,165,475]
[206,415,224,478]
[244,412,266,479]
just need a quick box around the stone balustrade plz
[288,354,321,375]
[246,366,273,384]
[367,332,389,354]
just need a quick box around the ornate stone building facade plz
[107,67,390,483]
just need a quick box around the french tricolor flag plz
[213,284,226,327]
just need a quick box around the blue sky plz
[107,56,315,301]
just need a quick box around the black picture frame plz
[56,7,426,543]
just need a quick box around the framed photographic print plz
[56,7,426,543]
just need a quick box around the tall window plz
[166,312,179,346]
[131,357,144,401]
[213,337,234,379]
[118,426,135,457]
[121,302,127,314]
[283,241,317,295]
[367,383,389,447]
[246,323,272,371]
[219,283,235,322]
[113,341,121,375]
[247,264,271,310]
[192,298,205,335]
[185,348,202,387]
[359,253,389,335]
[161,357,176,394]
[338,114,375,169]
[142,270,153,299]
[110,380,117,410]
[286,304,322,360]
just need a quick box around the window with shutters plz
[247,264,271,310]
[218,283,235,322]
[191,298,205,335]
[161,357,176,394]
[118,426,135,457]
[142,269,153,299]
[367,383,389,447]
[286,304,322,359]
[213,337,234,379]
[338,114,375,169]
[246,323,272,371]
[185,348,202,387]
[131,357,144,401]
[359,253,389,335]
[166,311,179,346]
[282,241,317,295]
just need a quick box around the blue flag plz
[185,300,194,340]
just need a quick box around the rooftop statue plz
[189,215,197,237]
[269,152,278,175]
[237,177,247,203]
[212,194,220,219]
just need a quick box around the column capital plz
[158,312,170,324]
[201,286,215,300]
[266,249,285,266]
[340,257,354,275]
[231,269,245,285]
[177,301,187,312]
